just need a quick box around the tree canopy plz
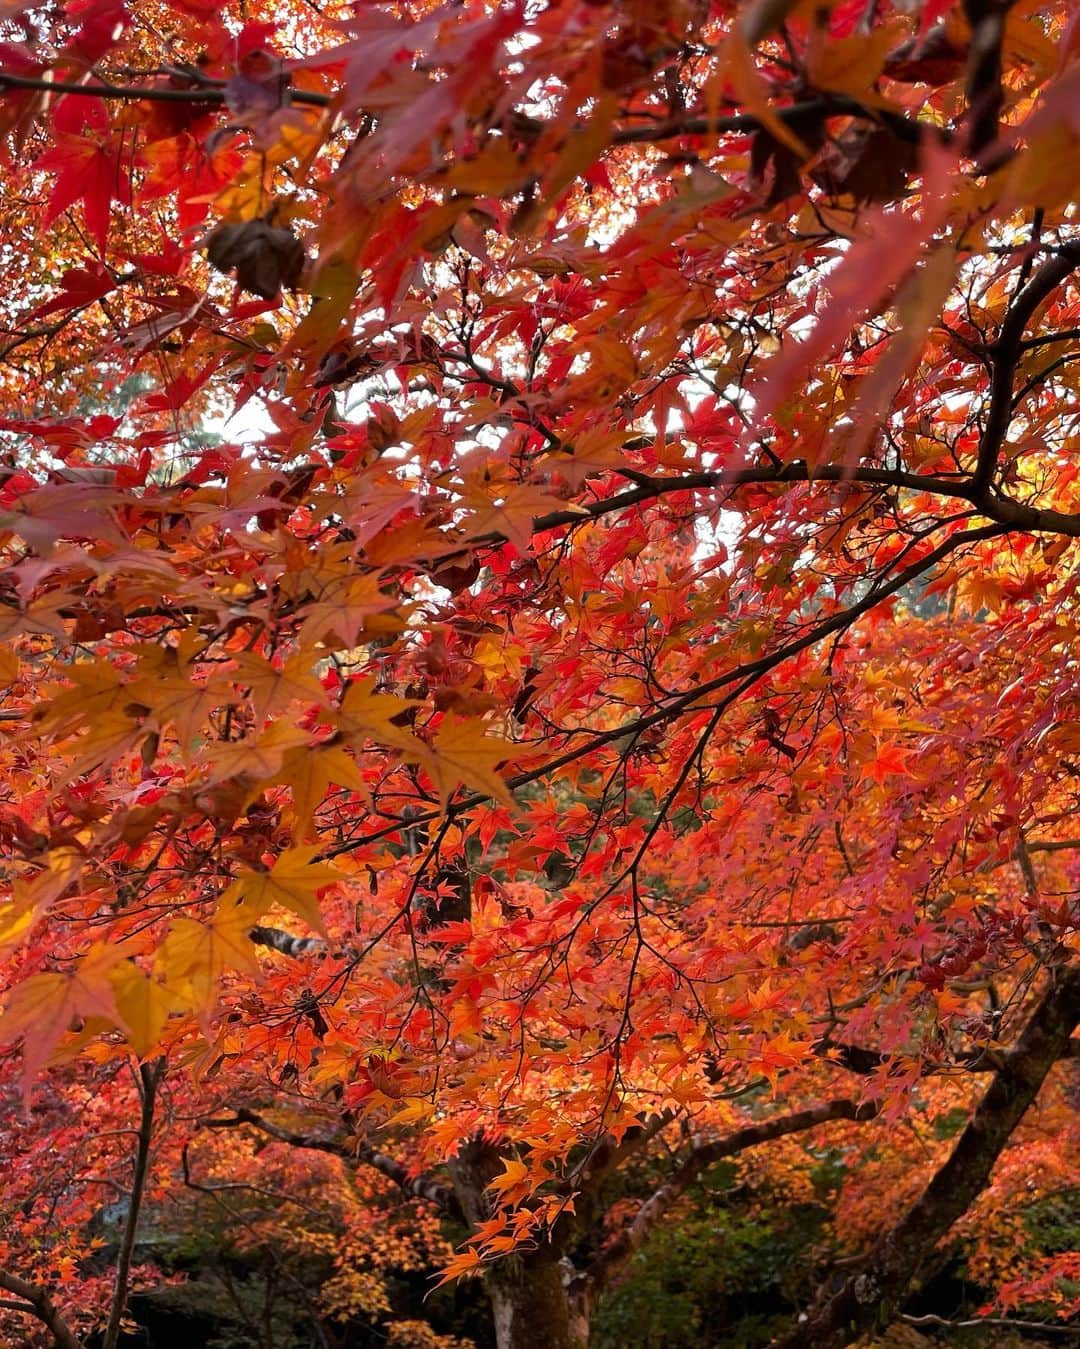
[0,1,1078,1346]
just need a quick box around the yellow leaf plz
[130,678,221,752]
[222,846,342,935]
[385,1096,435,1127]
[129,643,227,750]
[429,717,516,807]
[17,847,83,908]
[203,719,312,784]
[277,743,370,840]
[806,24,899,98]
[299,572,403,650]
[159,901,261,1012]
[456,476,583,555]
[35,661,129,737]
[110,961,179,1058]
[445,138,527,195]
[0,942,126,1083]
[332,679,428,759]
[0,899,40,957]
[34,662,144,768]
[231,652,329,721]
[473,636,528,681]
[0,645,18,684]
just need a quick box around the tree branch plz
[102,1058,163,1349]
[201,1107,462,1221]
[249,925,326,959]
[0,70,330,107]
[903,1312,1080,1337]
[331,520,1010,855]
[812,1038,1008,1076]
[0,1269,83,1349]
[610,97,938,148]
[971,243,1080,499]
[579,1099,879,1298]
[0,74,933,149]
[574,1112,676,1198]
[961,0,1011,156]
[776,963,1080,1349]
[525,460,1080,542]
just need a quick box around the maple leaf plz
[0,942,126,1084]
[455,475,586,555]
[276,742,369,840]
[485,1157,529,1196]
[129,646,226,751]
[870,743,915,785]
[230,651,329,721]
[3,2,1080,1329]
[159,902,262,1013]
[109,961,179,1058]
[427,717,517,807]
[384,1096,436,1127]
[28,262,115,320]
[745,141,961,452]
[332,679,428,759]
[221,846,343,935]
[201,720,313,784]
[32,96,128,253]
[14,848,84,909]
[805,22,900,96]
[298,572,404,650]
[430,1247,485,1290]
[35,660,132,738]
[0,899,41,959]
[0,645,18,685]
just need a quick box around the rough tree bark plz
[774,963,1080,1349]
[485,1254,578,1349]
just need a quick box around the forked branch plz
[775,963,1080,1349]
[0,1269,83,1349]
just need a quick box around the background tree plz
[0,1,1078,1347]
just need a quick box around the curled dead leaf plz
[205,219,306,300]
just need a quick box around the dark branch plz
[201,1107,462,1221]
[525,461,1080,543]
[971,243,1080,499]
[102,1059,163,1349]
[0,1269,83,1349]
[961,0,1010,156]
[579,1099,879,1298]
[0,74,935,152]
[0,70,330,107]
[329,520,1010,855]
[249,925,326,959]
[812,1036,1015,1076]
[610,97,939,148]
[776,963,1080,1349]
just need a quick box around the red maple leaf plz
[32,96,129,253]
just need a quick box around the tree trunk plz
[486,1251,581,1349]
[447,1137,586,1349]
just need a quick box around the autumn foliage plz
[0,0,1078,1345]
